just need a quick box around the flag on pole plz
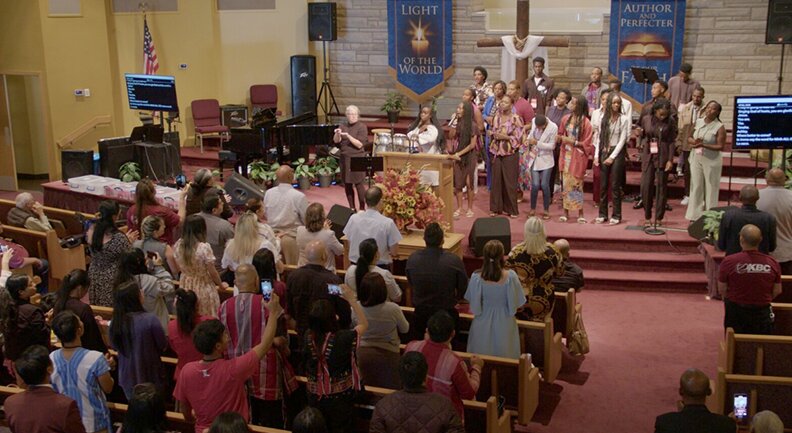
[143,15,159,75]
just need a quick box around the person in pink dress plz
[173,215,226,317]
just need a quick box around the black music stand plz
[351,155,383,187]
[630,67,659,104]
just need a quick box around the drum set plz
[372,129,414,155]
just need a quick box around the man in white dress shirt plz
[264,166,308,265]
[344,186,402,266]
[757,168,792,275]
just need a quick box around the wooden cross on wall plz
[476,0,570,83]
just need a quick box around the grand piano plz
[227,112,337,176]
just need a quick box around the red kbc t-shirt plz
[718,250,781,305]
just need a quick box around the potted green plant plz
[292,158,314,190]
[380,91,405,124]
[314,156,340,188]
[119,162,141,182]
[248,161,280,187]
[701,209,725,245]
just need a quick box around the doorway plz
[0,73,48,192]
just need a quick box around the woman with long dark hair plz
[344,238,401,303]
[110,281,167,399]
[637,98,678,226]
[558,95,594,223]
[465,240,524,358]
[303,290,368,433]
[52,269,107,352]
[125,178,187,245]
[252,248,287,311]
[0,274,50,363]
[208,412,250,433]
[133,215,179,277]
[448,101,478,219]
[167,289,211,380]
[88,200,135,306]
[594,92,631,225]
[115,249,175,331]
[120,383,169,433]
[407,106,446,187]
[355,273,409,389]
[174,215,224,317]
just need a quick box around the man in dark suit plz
[654,368,736,433]
[718,185,777,256]
[521,56,554,116]
[5,345,86,433]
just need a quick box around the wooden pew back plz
[715,371,792,428]
[720,328,792,378]
[773,303,792,336]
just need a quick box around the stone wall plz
[328,0,791,127]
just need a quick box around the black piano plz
[227,112,337,176]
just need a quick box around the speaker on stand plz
[308,2,340,122]
[291,55,318,117]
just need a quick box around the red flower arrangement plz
[375,164,446,232]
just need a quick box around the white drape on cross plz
[499,35,549,82]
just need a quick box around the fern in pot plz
[314,156,340,188]
[119,162,141,182]
[292,158,314,190]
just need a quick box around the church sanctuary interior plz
[0,0,791,432]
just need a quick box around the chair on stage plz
[250,84,281,117]
[191,98,230,153]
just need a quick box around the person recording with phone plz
[218,264,296,428]
[637,98,678,227]
[654,368,735,433]
[286,240,351,339]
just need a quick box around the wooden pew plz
[1,226,87,282]
[719,327,792,378]
[714,370,792,429]
[0,385,290,433]
[551,289,580,342]
[772,302,792,336]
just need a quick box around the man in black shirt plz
[551,239,584,292]
[286,240,350,337]
[405,223,468,340]
[718,185,776,256]
[654,368,735,433]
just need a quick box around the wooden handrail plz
[56,115,112,148]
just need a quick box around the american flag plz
[143,16,159,75]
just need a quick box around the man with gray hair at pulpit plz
[264,165,308,265]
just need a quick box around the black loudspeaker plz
[687,206,734,241]
[98,137,136,178]
[224,173,265,206]
[291,55,317,116]
[767,0,792,44]
[327,204,354,240]
[61,150,94,182]
[308,2,337,41]
[468,217,512,257]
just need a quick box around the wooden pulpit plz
[379,151,456,232]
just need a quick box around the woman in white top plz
[296,203,344,271]
[344,238,402,303]
[406,106,446,187]
[526,115,558,220]
[221,212,280,273]
[245,197,281,259]
[685,100,726,221]
[594,92,631,225]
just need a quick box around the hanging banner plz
[608,0,686,104]
[387,0,454,103]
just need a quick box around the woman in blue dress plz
[465,240,525,359]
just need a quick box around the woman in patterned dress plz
[88,200,135,307]
[558,95,594,223]
[173,214,225,317]
[505,217,564,321]
[488,95,524,218]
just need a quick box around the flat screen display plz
[733,95,792,149]
[125,74,179,112]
